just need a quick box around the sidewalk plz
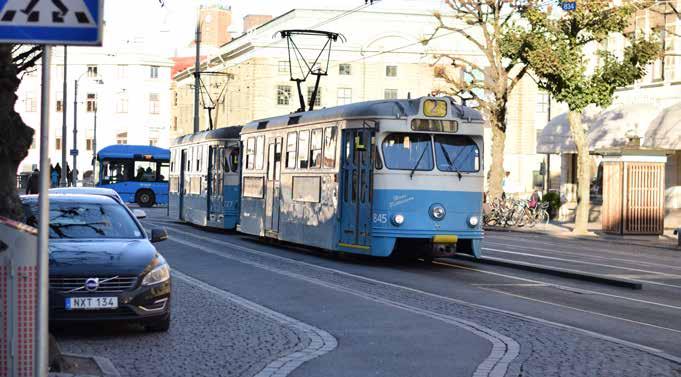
[485,221,680,251]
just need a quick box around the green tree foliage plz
[504,0,661,233]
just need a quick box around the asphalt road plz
[56,208,681,377]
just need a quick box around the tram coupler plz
[429,235,459,257]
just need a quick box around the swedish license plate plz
[65,297,118,310]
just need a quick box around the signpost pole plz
[60,46,68,187]
[36,44,52,377]
[72,79,78,186]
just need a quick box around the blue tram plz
[169,126,242,229]
[238,96,485,258]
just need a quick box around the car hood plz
[49,239,157,277]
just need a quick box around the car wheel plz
[145,313,170,332]
[136,190,155,208]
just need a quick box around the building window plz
[56,99,63,112]
[277,85,291,105]
[55,137,61,150]
[116,93,128,113]
[87,65,98,78]
[86,138,93,151]
[173,92,178,106]
[337,88,352,105]
[339,64,351,75]
[307,86,321,107]
[86,93,96,112]
[149,93,160,114]
[25,92,37,112]
[384,89,398,99]
[116,132,127,145]
[149,139,158,146]
[536,91,549,113]
[116,65,127,79]
[278,61,289,74]
[150,66,159,79]
[173,116,178,131]
[385,65,397,77]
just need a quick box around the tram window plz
[310,129,323,169]
[298,130,310,169]
[434,135,480,172]
[323,126,337,169]
[381,133,433,171]
[373,144,383,170]
[246,138,255,170]
[286,132,297,169]
[255,136,265,170]
[229,149,240,172]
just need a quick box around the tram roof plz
[172,126,243,146]
[241,97,483,134]
[97,144,170,160]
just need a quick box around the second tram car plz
[169,126,242,229]
[238,96,485,258]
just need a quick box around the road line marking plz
[482,247,681,289]
[472,283,548,287]
[479,287,681,335]
[145,219,681,364]
[172,270,338,377]
[483,240,681,273]
[156,224,520,377]
[435,260,681,311]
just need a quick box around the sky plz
[102,0,443,56]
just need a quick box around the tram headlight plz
[429,204,446,221]
[468,215,480,228]
[392,214,405,226]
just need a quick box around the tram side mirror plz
[133,209,147,219]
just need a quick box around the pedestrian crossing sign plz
[0,0,102,45]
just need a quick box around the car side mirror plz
[133,209,147,219]
[150,228,168,243]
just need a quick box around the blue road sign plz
[70,149,78,156]
[0,0,102,45]
[561,1,577,11]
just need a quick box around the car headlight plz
[430,204,446,221]
[142,263,170,286]
[468,215,480,227]
[392,214,405,226]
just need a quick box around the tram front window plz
[434,135,480,173]
[381,133,433,171]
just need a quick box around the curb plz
[451,254,643,290]
[485,226,679,252]
[49,352,120,377]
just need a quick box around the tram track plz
[143,218,681,366]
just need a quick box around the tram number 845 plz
[373,213,388,224]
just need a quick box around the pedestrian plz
[55,162,62,185]
[26,169,40,195]
[67,165,72,186]
[529,190,541,209]
[501,171,510,200]
[50,167,58,188]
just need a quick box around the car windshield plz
[381,133,433,171]
[434,135,480,172]
[25,201,143,239]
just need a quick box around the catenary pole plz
[60,46,67,187]
[193,15,201,133]
[72,79,78,186]
[36,44,52,377]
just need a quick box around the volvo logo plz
[85,278,100,292]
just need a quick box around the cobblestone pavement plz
[149,219,681,377]
[55,277,315,377]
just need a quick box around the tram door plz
[179,149,187,220]
[207,146,224,223]
[265,137,283,234]
[339,129,374,248]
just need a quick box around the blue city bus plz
[96,145,170,207]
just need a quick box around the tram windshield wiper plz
[409,147,429,180]
[439,143,462,181]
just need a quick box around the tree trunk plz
[568,110,591,234]
[0,45,34,221]
[486,109,507,202]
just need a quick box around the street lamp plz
[72,72,103,186]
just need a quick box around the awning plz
[643,102,681,150]
[537,104,660,154]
